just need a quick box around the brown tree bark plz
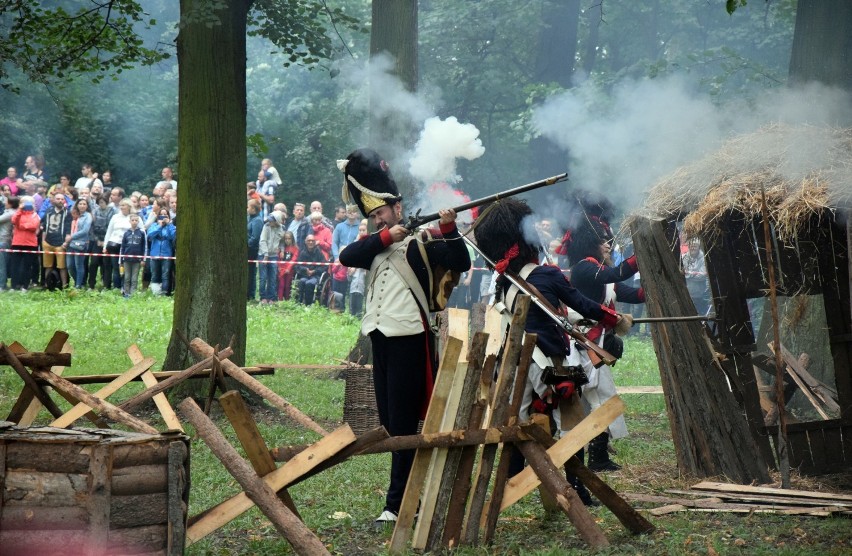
[165,0,252,374]
[789,0,852,90]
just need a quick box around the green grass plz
[1,290,849,555]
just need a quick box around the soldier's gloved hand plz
[531,397,550,414]
[554,381,575,400]
[615,313,634,336]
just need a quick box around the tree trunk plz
[165,0,251,373]
[581,2,602,76]
[369,0,418,158]
[789,0,852,90]
[529,0,580,178]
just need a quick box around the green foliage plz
[0,0,169,91]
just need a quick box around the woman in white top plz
[103,198,134,289]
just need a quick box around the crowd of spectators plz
[1,155,179,298]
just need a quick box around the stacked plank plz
[625,481,852,517]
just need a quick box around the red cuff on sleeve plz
[637,287,646,303]
[439,221,457,235]
[379,227,393,247]
[599,305,620,329]
[626,254,639,272]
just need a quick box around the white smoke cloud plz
[531,75,852,213]
[408,116,485,184]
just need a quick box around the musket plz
[404,172,568,231]
[632,315,717,324]
[463,236,617,368]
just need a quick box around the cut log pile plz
[624,481,852,517]
[2,302,655,553]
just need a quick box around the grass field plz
[1,289,850,555]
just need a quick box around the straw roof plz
[644,124,852,240]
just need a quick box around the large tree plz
[788,0,852,89]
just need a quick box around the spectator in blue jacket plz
[67,198,92,288]
[147,207,175,295]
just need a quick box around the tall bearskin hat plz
[337,148,402,218]
[562,190,615,265]
[473,198,540,275]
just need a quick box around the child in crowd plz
[258,210,285,304]
[347,224,369,317]
[277,230,298,301]
[119,213,147,297]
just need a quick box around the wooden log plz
[440,398,486,549]
[0,343,65,420]
[425,333,489,551]
[3,470,89,506]
[184,422,355,545]
[189,338,328,437]
[17,336,73,426]
[30,367,274,385]
[0,351,72,368]
[7,332,69,422]
[0,506,89,529]
[119,351,230,412]
[462,295,530,546]
[112,465,169,495]
[110,493,169,528]
[179,399,330,555]
[126,345,183,432]
[30,369,159,435]
[389,336,464,554]
[631,216,772,483]
[87,443,112,553]
[107,524,169,552]
[515,439,609,548]
[524,423,655,535]
[272,427,390,488]
[270,425,529,461]
[482,333,537,545]
[49,357,156,428]
[500,396,625,511]
[219,390,302,520]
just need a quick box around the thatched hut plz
[639,124,851,476]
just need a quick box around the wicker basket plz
[343,366,380,434]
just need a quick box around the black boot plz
[587,432,621,472]
[565,450,599,507]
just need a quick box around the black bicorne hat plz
[337,148,401,218]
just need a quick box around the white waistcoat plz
[361,240,424,337]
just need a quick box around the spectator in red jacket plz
[10,196,40,290]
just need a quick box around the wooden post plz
[179,399,330,555]
[185,424,355,544]
[481,333,537,544]
[86,443,112,555]
[631,216,771,483]
[0,343,65,420]
[30,369,159,435]
[462,295,530,545]
[389,336,464,554]
[49,357,156,428]
[515,439,609,548]
[219,391,302,520]
[523,423,655,535]
[189,338,328,436]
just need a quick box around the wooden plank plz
[389,336,463,554]
[219,391,301,520]
[664,489,852,508]
[30,367,274,385]
[481,333,537,544]
[411,359,469,549]
[689,481,852,502]
[127,345,184,433]
[462,296,530,546]
[649,504,847,517]
[483,306,504,358]
[49,357,156,428]
[500,396,626,511]
[180,398,330,555]
[447,308,470,363]
[775,343,840,413]
[185,424,355,545]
